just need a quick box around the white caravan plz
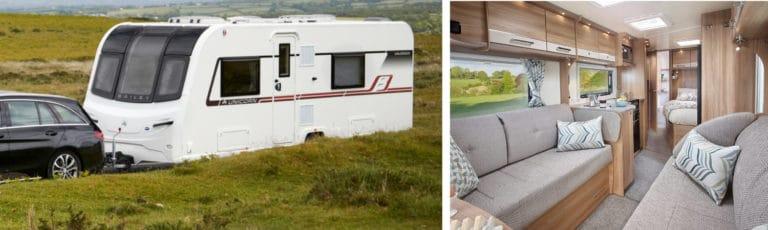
[83,15,413,165]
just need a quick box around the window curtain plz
[523,59,545,107]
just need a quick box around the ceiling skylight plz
[676,39,701,47]
[626,16,668,31]
[592,0,624,7]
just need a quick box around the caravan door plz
[271,33,297,144]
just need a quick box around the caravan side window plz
[279,43,290,77]
[332,54,365,89]
[220,59,260,97]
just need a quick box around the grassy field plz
[0,13,441,228]
[451,94,528,119]
[0,14,130,61]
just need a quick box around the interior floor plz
[578,124,672,230]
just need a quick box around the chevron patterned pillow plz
[675,130,741,205]
[450,137,479,198]
[556,116,605,152]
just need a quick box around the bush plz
[9,27,23,33]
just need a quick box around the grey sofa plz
[625,113,768,229]
[451,104,622,228]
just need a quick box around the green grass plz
[0,14,442,228]
[0,14,128,61]
[451,94,528,119]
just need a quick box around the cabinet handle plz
[556,47,571,52]
[509,39,534,46]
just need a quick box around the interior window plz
[7,101,40,126]
[91,53,122,97]
[37,103,56,125]
[332,54,365,89]
[51,104,85,124]
[154,56,189,101]
[221,59,260,97]
[450,56,530,119]
[279,43,290,77]
[116,35,169,102]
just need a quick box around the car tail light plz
[94,130,104,141]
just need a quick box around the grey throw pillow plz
[450,136,479,197]
[675,130,741,205]
[556,116,605,151]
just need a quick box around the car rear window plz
[51,104,85,124]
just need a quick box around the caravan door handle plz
[274,82,282,91]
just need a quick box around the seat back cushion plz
[497,104,574,164]
[673,112,756,157]
[733,115,768,229]
[675,130,741,205]
[451,114,507,176]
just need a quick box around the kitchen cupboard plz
[450,2,487,46]
[487,1,548,51]
[545,11,577,55]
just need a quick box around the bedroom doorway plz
[656,50,670,129]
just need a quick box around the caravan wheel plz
[47,152,81,179]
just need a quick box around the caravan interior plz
[83,15,414,166]
[449,1,768,229]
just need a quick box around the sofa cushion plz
[733,115,768,229]
[675,130,741,205]
[572,108,622,142]
[451,114,507,176]
[625,159,736,229]
[556,116,605,151]
[450,137,480,198]
[463,146,612,228]
[496,104,574,164]
[673,112,756,157]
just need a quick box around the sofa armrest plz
[572,108,622,143]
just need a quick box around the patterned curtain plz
[523,59,546,107]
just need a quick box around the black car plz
[0,92,103,179]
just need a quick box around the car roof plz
[0,91,77,102]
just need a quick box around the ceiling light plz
[592,0,624,7]
[676,39,700,46]
[626,15,668,31]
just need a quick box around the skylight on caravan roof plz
[592,0,624,7]
[626,14,668,31]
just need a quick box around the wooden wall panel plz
[450,2,488,45]
[701,9,735,121]
[560,61,571,104]
[759,40,768,112]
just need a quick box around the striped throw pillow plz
[556,116,605,152]
[675,130,741,205]
[450,137,479,198]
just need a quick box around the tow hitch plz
[104,127,134,171]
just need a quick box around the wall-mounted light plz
[735,34,745,51]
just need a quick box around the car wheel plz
[48,152,81,179]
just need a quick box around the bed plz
[663,88,698,145]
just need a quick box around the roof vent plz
[168,16,226,24]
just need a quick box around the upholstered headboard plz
[677,88,698,101]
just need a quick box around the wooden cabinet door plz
[450,2,487,45]
[576,23,599,52]
[487,1,546,41]
[545,11,576,47]
[598,31,617,55]
[672,49,691,66]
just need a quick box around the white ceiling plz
[552,1,733,50]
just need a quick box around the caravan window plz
[116,35,169,102]
[221,59,261,97]
[154,56,189,102]
[92,53,122,97]
[279,43,290,77]
[332,54,365,89]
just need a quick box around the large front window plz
[450,56,529,118]
[91,26,206,103]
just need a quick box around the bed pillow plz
[556,116,605,152]
[675,130,741,205]
[677,88,698,101]
[450,136,479,198]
